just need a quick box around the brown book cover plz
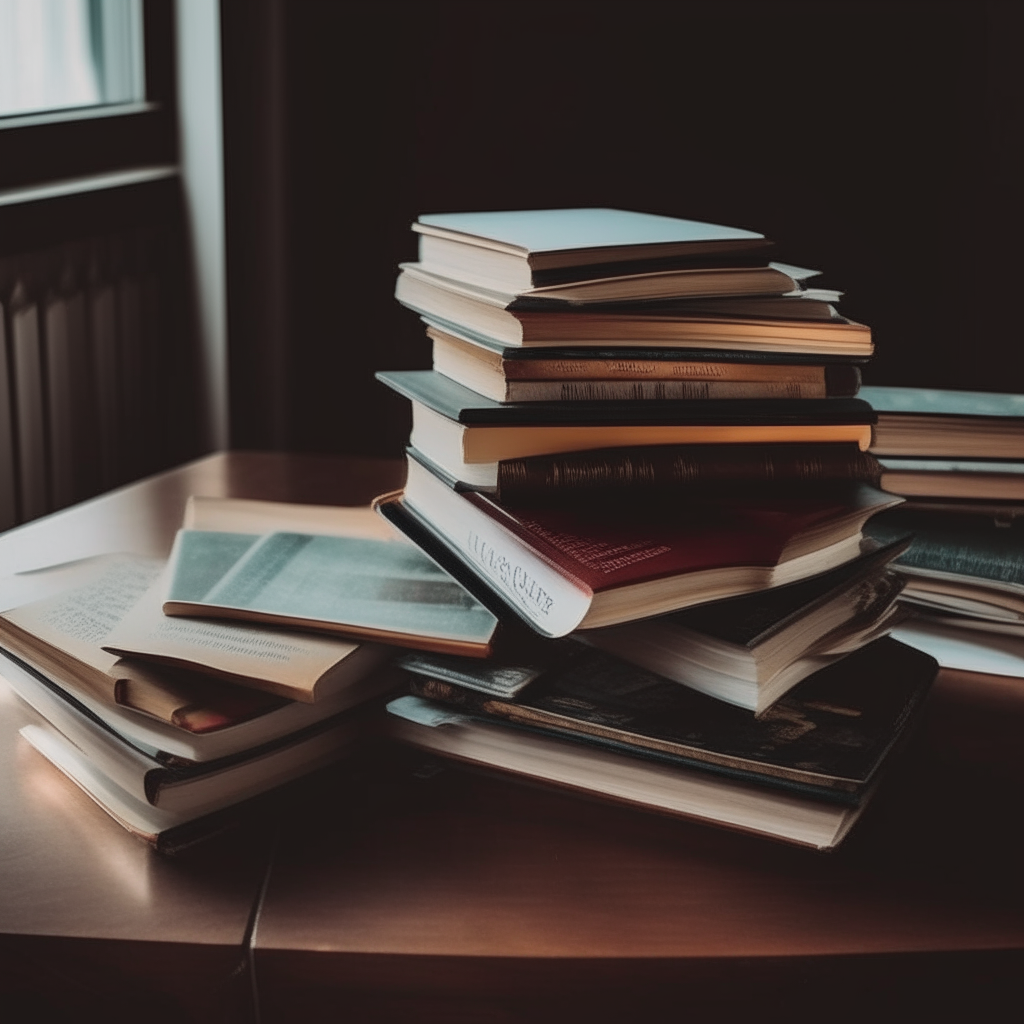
[494,442,883,505]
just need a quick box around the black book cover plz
[404,638,937,798]
[377,369,877,427]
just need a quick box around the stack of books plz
[0,497,498,852]
[375,208,939,849]
[863,386,1024,679]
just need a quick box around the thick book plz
[385,638,938,850]
[379,369,876,487]
[867,509,1024,622]
[160,529,503,658]
[878,458,1024,501]
[0,556,359,732]
[861,386,1024,459]
[1,645,402,764]
[429,324,862,403]
[486,443,882,505]
[585,542,908,712]
[19,702,374,851]
[396,266,873,354]
[377,455,901,636]
[405,260,806,306]
[412,208,771,291]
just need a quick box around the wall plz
[222,0,1024,457]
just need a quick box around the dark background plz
[221,0,1024,457]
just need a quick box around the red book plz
[383,454,901,636]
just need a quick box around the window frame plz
[0,0,176,194]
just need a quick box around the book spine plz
[496,443,883,505]
[824,364,861,397]
[502,359,827,382]
[504,380,826,401]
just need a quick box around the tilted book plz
[376,454,902,636]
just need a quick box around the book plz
[861,386,1024,458]
[1,645,401,763]
[384,638,938,850]
[378,369,877,488]
[18,700,374,851]
[866,509,1024,622]
[429,325,863,403]
[485,443,883,505]
[160,529,502,658]
[878,458,1024,501]
[412,208,772,291]
[396,266,873,354]
[0,555,388,729]
[378,454,901,636]
[584,541,908,712]
[407,260,809,306]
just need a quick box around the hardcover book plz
[385,638,938,850]
[861,386,1024,459]
[396,267,873,354]
[413,207,771,291]
[429,324,862,403]
[377,455,901,635]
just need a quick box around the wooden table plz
[2,453,1023,1023]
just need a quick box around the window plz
[0,0,145,122]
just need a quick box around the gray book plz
[163,529,501,657]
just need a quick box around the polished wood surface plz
[3,453,1023,1022]
[0,452,405,1023]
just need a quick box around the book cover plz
[401,638,937,797]
[163,529,502,657]
[377,369,877,427]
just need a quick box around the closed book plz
[878,458,1024,501]
[0,646,402,764]
[867,509,1024,621]
[396,267,873,354]
[490,443,882,505]
[19,705,373,852]
[378,454,901,636]
[384,638,937,850]
[862,386,1024,459]
[432,321,864,401]
[14,674,376,816]
[430,323,863,402]
[413,208,771,291]
[378,369,876,488]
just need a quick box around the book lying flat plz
[867,509,1024,622]
[379,370,877,487]
[413,208,771,291]
[406,260,804,306]
[429,325,862,403]
[584,540,908,713]
[485,443,882,505]
[378,455,901,636]
[161,529,502,658]
[396,267,873,354]
[861,386,1024,459]
[19,703,373,851]
[385,638,937,850]
[1,645,401,763]
[0,556,336,732]
[879,458,1024,501]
